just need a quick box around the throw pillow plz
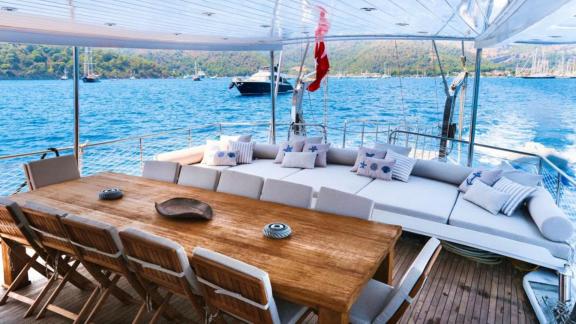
[493,177,537,216]
[374,143,412,156]
[463,181,511,215]
[228,141,254,164]
[291,135,323,144]
[386,150,416,182]
[356,157,396,181]
[458,169,503,193]
[204,150,238,166]
[498,161,542,187]
[281,152,317,169]
[220,134,252,150]
[351,147,386,172]
[201,140,223,164]
[274,141,305,163]
[303,143,331,167]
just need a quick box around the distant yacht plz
[60,67,68,80]
[516,49,555,79]
[82,47,100,83]
[229,67,293,95]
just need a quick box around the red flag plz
[307,7,330,92]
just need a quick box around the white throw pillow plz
[201,140,223,164]
[458,169,503,193]
[373,143,412,156]
[281,152,317,169]
[303,143,331,167]
[274,141,305,163]
[386,150,416,182]
[356,157,396,181]
[228,141,254,164]
[219,134,252,150]
[351,147,386,172]
[291,135,323,144]
[493,177,537,216]
[204,150,238,166]
[463,181,510,215]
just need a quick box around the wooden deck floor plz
[0,234,537,323]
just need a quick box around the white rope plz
[126,256,186,278]
[197,277,270,311]
[71,241,122,259]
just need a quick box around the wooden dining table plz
[5,172,402,323]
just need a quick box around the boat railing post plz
[73,46,80,166]
[270,51,277,144]
[467,48,483,167]
[139,137,144,171]
[188,128,192,148]
[342,121,347,148]
[361,121,366,147]
[556,173,563,205]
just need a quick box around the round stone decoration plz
[263,223,292,239]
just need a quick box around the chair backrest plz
[191,247,280,324]
[315,187,375,220]
[260,179,313,209]
[119,228,200,296]
[178,165,220,191]
[20,201,74,255]
[375,237,442,323]
[142,161,181,183]
[216,170,264,200]
[0,197,43,250]
[60,215,128,274]
[23,155,80,190]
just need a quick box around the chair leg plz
[150,292,173,324]
[35,260,81,319]
[83,264,135,305]
[73,285,102,324]
[0,252,38,305]
[132,302,148,324]
[23,270,59,317]
[82,273,122,323]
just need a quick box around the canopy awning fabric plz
[0,0,575,50]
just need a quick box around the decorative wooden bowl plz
[263,223,292,239]
[155,198,213,220]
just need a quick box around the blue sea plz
[0,77,575,194]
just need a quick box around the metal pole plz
[73,46,80,164]
[467,48,482,167]
[269,51,277,144]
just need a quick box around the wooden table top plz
[11,172,402,313]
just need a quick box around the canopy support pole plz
[73,46,80,165]
[269,51,277,144]
[467,48,482,167]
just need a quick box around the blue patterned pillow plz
[303,143,331,167]
[351,147,386,172]
[356,157,396,181]
[274,141,305,163]
[458,169,503,193]
[204,150,238,166]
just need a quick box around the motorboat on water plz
[229,67,293,95]
[1,1,576,323]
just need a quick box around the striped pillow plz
[386,150,416,182]
[493,177,537,216]
[228,141,254,164]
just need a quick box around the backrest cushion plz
[217,170,264,199]
[527,187,574,242]
[291,135,323,144]
[25,155,80,190]
[374,143,412,156]
[254,143,279,160]
[411,159,473,185]
[316,187,374,220]
[375,238,441,323]
[281,152,317,169]
[142,161,180,183]
[260,179,314,209]
[326,147,357,166]
[498,161,542,186]
[178,165,220,191]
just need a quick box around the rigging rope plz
[393,40,408,129]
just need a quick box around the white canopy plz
[0,0,575,50]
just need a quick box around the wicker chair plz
[0,199,92,321]
[23,155,81,190]
[60,215,146,323]
[191,247,311,324]
[119,227,205,323]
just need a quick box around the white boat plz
[60,67,68,80]
[229,67,293,95]
[1,1,576,323]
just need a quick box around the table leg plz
[373,245,395,285]
[2,240,31,289]
[318,308,348,324]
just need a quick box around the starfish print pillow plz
[274,140,305,163]
[356,157,396,181]
[303,143,331,167]
[351,147,386,172]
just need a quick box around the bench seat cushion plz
[356,176,459,224]
[282,165,374,194]
[449,195,571,260]
[228,159,301,180]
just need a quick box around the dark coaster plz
[99,188,123,200]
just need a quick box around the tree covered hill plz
[0,41,572,80]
